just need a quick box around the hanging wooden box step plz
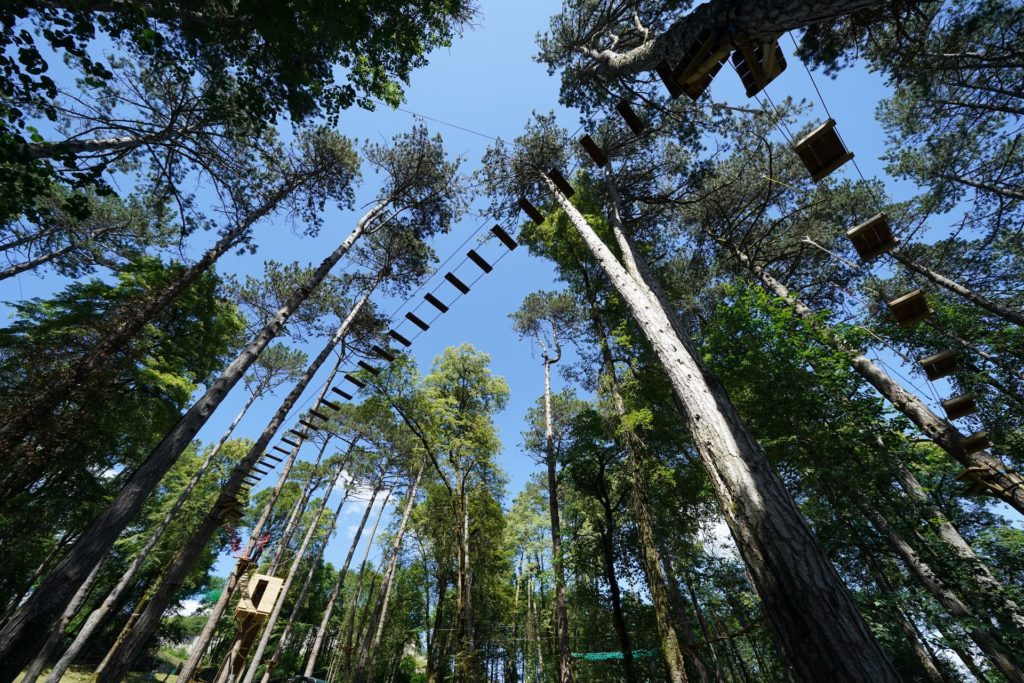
[955,466,988,482]
[357,360,379,375]
[490,226,518,251]
[793,119,854,182]
[616,100,645,135]
[579,135,607,168]
[655,59,683,99]
[887,289,932,328]
[846,213,899,262]
[372,345,397,362]
[518,197,545,225]
[546,168,575,197]
[941,394,977,420]
[424,292,448,313]
[731,38,786,98]
[963,431,990,453]
[234,574,283,620]
[919,350,957,380]
[671,28,730,101]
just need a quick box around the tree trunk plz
[722,239,1024,514]
[0,204,383,679]
[23,126,192,161]
[40,390,260,683]
[240,464,345,683]
[541,359,575,683]
[353,465,424,683]
[889,251,1024,327]
[303,484,384,677]
[865,508,1024,682]
[581,0,884,79]
[204,437,335,683]
[546,179,899,682]
[342,511,389,679]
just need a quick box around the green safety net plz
[204,588,223,603]
[572,649,658,661]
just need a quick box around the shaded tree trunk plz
[0,178,303,461]
[594,482,637,683]
[542,357,575,683]
[547,177,899,682]
[0,204,384,679]
[580,0,884,78]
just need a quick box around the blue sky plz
[4,0,1006,576]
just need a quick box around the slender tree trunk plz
[547,178,899,682]
[40,391,260,683]
[865,508,1024,682]
[541,359,575,683]
[577,256,713,683]
[684,576,727,682]
[721,238,1024,514]
[209,439,334,683]
[354,465,424,683]
[0,531,77,626]
[303,484,384,677]
[90,271,377,683]
[240,464,345,683]
[0,179,303,461]
[0,205,384,679]
[889,251,1024,326]
[342,512,389,679]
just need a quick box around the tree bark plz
[893,463,1024,631]
[721,238,1024,514]
[889,251,1024,327]
[594,481,638,683]
[303,483,383,677]
[865,508,1024,682]
[18,558,104,683]
[85,230,377,683]
[862,551,950,683]
[546,178,899,682]
[580,0,884,79]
